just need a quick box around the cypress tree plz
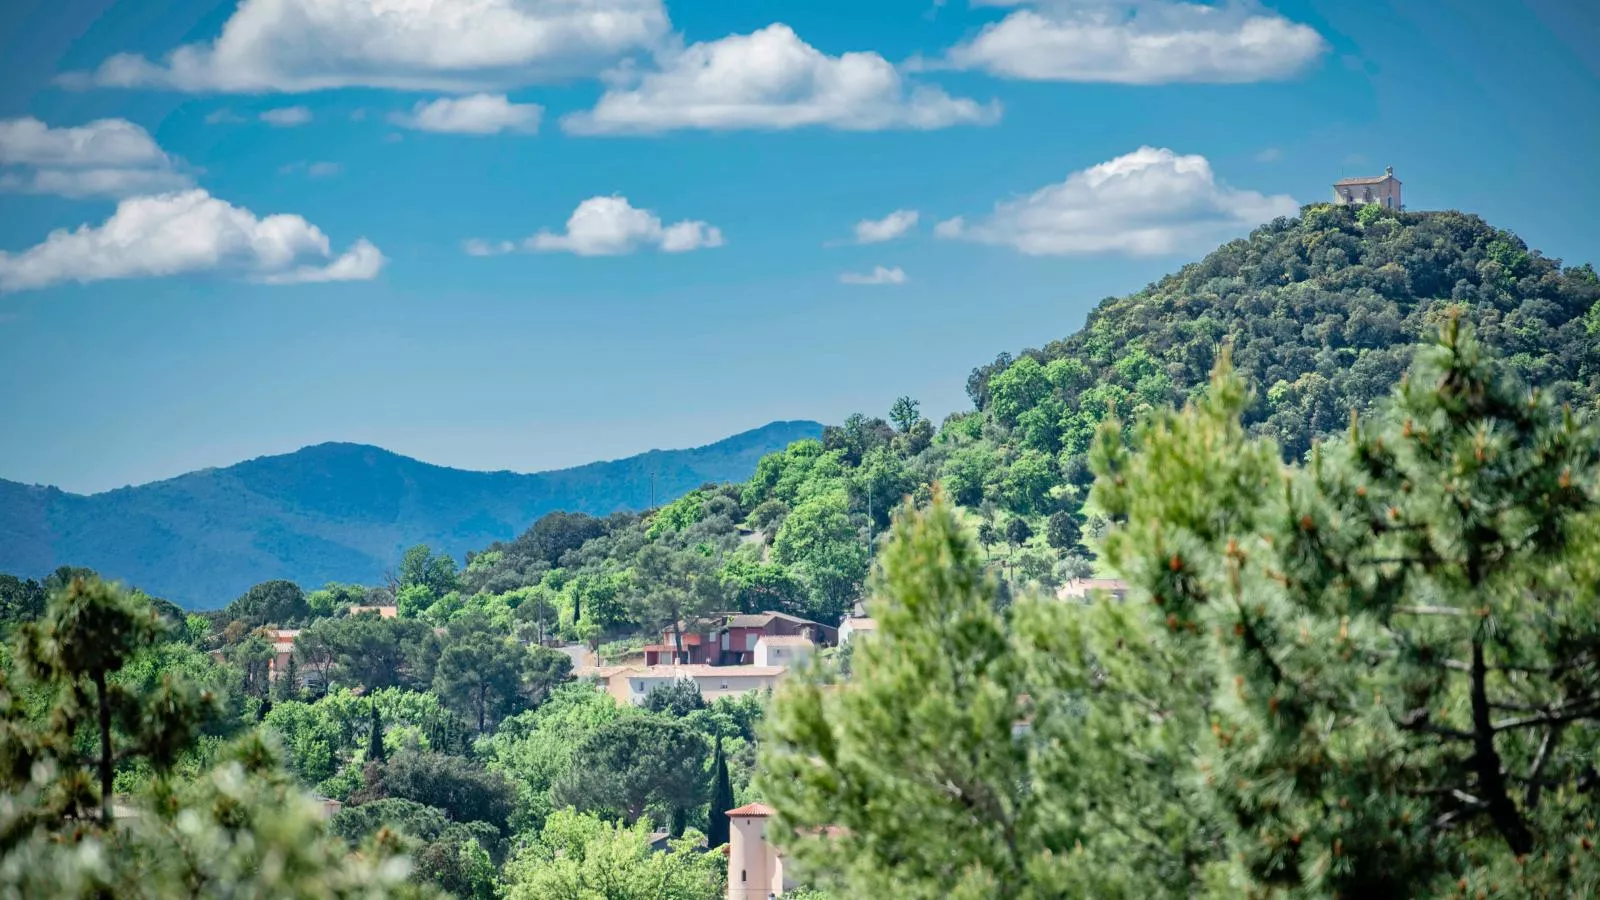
[707,736,734,849]
[367,701,387,764]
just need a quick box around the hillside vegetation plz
[0,420,821,608]
[4,204,1597,900]
[418,205,1600,645]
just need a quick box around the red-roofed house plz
[643,612,836,667]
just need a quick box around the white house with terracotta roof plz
[1333,166,1402,210]
[753,634,814,669]
[579,663,788,706]
[837,616,877,645]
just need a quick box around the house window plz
[741,870,747,883]
[720,680,730,690]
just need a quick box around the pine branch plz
[1395,707,1473,741]
[1524,724,1562,809]
[1492,699,1600,732]
[1394,605,1474,618]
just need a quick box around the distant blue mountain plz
[0,420,822,608]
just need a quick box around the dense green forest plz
[2,204,1598,898]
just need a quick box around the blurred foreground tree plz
[0,576,431,898]
[761,321,1600,898]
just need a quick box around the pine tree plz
[0,577,433,897]
[760,320,1600,898]
[368,700,387,764]
[1089,315,1600,894]
[707,736,733,849]
[273,651,301,702]
[3,576,211,824]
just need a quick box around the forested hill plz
[0,420,822,608]
[441,204,1599,641]
[967,204,1600,463]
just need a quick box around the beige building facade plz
[1333,167,1402,209]
[580,663,787,706]
[727,803,792,900]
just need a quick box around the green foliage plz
[890,396,922,433]
[763,325,1600,899]
[0,580,428,898]
[552,715,710,827]
[0,574,45,632]
[1089,318,1600,894]
[501,809,723,900]
[480,683,636,832]
[648,490,708,539]
[707,736,734,849]
[223,579,310,628]
[353,751,517,835]
[644,679,707,717]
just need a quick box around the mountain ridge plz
[0,420,824,608]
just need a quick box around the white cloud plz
[840,265,908,285]
[1255,146,1283,162]
[462,238,516,257]
[0,168,192,199]
[205,108,245,124]
[0,116,193,198]
[853,209,919,244]
[0,116,169,168]
[563,24,999,134]
[72,0,670,92]
[943,0,1326,84]
[0,189,383,292]
[260,106,312,126]
[279,160,343,177]
[393,94,543,134]
[515,195,723,256]
[935,146,1298,256]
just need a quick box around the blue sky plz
[0,0,1595,494]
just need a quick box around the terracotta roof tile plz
[726,803,776,818]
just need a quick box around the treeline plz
[765,321,1600,897]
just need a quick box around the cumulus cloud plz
[840,265,908,285]
[942,0,1326,84]
[0,189,383,292]
[528,195,723,255]
[0,116,193,198]
[392,94,543,134]
[205,108,245,124]
[935,146,1298,256]
[462,238,517,257]
[259,105,312,126]
[853,209,919,244]
[563,24,999,134]
[463,195,722,257]
[70,0,670,92]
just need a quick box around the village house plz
[1333,166,1402,209]
[267,628,300,680]
[837,616,876,645]
[752,634,813,669]
[1056,578,1129,603]
[643,611,836,667]
[581,663,788,706]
